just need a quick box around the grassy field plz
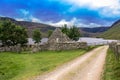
[99,24,120,40]
[0,48,94,80]
[103,49,120,80]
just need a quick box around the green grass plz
[103,49,120,80]
[99,25,120,40]
[0,48,94,80]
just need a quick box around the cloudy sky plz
[0,0,120,27]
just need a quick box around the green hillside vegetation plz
[99,24,120,40]
[0,48,95,80]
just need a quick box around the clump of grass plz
[103,49,120,80]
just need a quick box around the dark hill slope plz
[99,20,120,40]
[80,27,110,33]
[0,17,55,37]
[0,17,109,38]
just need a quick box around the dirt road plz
[32,46,109,80]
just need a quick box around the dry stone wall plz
[0,28,87,53]
[0,42,87,52]
[48,42,87,51]
[0,45,21,53]
[109,42,120,60]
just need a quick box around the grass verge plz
[103,49,120,80]
[0,47,95,80]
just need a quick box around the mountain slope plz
[80,27,110,37]
[99,20,120,40]
[80,27,110,33]
[0,17,56,37]
[0,17,109,38]
[79,29,101,37]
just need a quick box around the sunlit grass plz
[0,48,92,80]
[103,49,120,80]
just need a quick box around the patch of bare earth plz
[31,46,109,80]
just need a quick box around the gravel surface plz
[32,46,109,80]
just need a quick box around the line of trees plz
[0,20,44,47]
[0,20,42,46]
[0,20,81,47]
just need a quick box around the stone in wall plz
[48,28,71,44]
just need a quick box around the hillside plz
[0,17,56,37]
[80,27,110,33]
[99,20,120,40]
[0,17,109,38]
[79,29,101,37]
[80,27,110,37]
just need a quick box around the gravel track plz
[32,46,109,80]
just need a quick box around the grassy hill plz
[0,17,56,37]
[99,20,120,40]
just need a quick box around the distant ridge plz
[80,27,110,33]
[111,19,120,27]
[0,16,110,38]
[0,17,56,37]
[99,19,120,40]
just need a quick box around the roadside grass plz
[103,49,120,80]
[0,47,96,80]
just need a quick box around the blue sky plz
[0,0,120,27]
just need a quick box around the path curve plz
[32,46,109,80]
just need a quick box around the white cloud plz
[18,9,42,23]
[16,18,25,21]
[15,15,104,28]
[60,0,120,16]
[29,16,41,23]
[16,15,41,23]
[48,17,78,27]
[64,0,119,8]
[15,16,106,27]
[79,23,102,27]
[48,17,102,27]
[19,9,29,16]
[62,0,120,9]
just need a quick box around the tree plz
[48,30,53,37]
[61,24,69,36]
[68,26,81,41]
[14,26,28,46]
[61,24,81,41]
[0,20,28,46]
[32,29,41,43]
